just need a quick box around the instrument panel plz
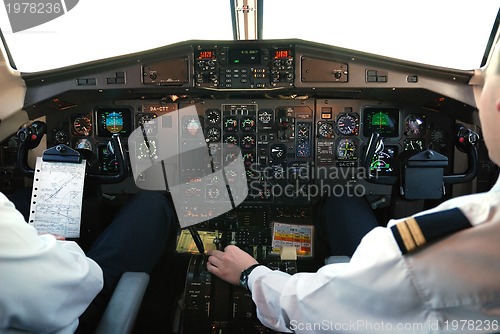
[46,99,455,202]
[44,97,455,258]
[31,39,463,251]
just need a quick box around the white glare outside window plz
[264,0,500,70]
[0,0,233,72]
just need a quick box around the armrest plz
[95,272,150,334]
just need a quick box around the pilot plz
[206,42,500,333]
[0,191,176,333]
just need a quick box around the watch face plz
[240,274,249,289]
[240,270,250,289]
[240,264,260,290]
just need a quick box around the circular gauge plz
[53,129,69,144]
[318,122,334,138]
[336,138,357,160]
[258,109,273,124]
[246,169,256,179]
[105,111,124,134]
[223,134,239,145]
[183,117,202,137]
[205,127,221,142]
[243,152,255,166]
[73,115,92,136]
[241,135,256,149]
[224,170,237,180]
[270,144,286,160]
[137,139,158,160]
[297,125,310,142]
[431,129,447,149]
[431,129,444,143]
[297,143,310,158]
[240,116,256,132]
[224,151,238,164]
[206,186,221,200]
[336,114,359,136]
[404,139,425,151]
[405,114,426,136]
[74,138,92,150]
[205,109,221,125]
[223,116,238,132]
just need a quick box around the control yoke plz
[17,121,128,184]
[363,124,479,199]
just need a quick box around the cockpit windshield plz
[0,0,499,72]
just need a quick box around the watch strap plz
[240,264,261,290]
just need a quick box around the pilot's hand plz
[207,245,258,285]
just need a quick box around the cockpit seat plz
[6,272,149,334]
[96,272,149,334]
[95,271,150,334]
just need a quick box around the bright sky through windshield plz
[265,0,499,70]
[0,0,233,72]
[0,0,498,72]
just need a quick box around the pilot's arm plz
[0,192,103,333]
[208,190,500,333]
[210,226,426,333]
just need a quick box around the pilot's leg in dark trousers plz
[315,194,378,260]
[77,191,176,333]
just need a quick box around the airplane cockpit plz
[1,1,500,333]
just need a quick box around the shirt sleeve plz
[0,193,104,333]
[247,226,431,333]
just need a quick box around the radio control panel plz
[194,44,295,89]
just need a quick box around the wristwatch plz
[239,264,261,290]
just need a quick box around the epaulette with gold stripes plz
[391,208,472,254]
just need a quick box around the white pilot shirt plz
[0,192,103,334]
[248,178,500,333]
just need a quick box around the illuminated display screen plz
[274,50,292,59]
[363,107,399,137]
[370,145,398,174]
[197,50,215,59]
[97,143,118,174]
[228,49,261,64]
[95,107,132,137]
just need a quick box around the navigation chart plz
[28,157,86,238]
